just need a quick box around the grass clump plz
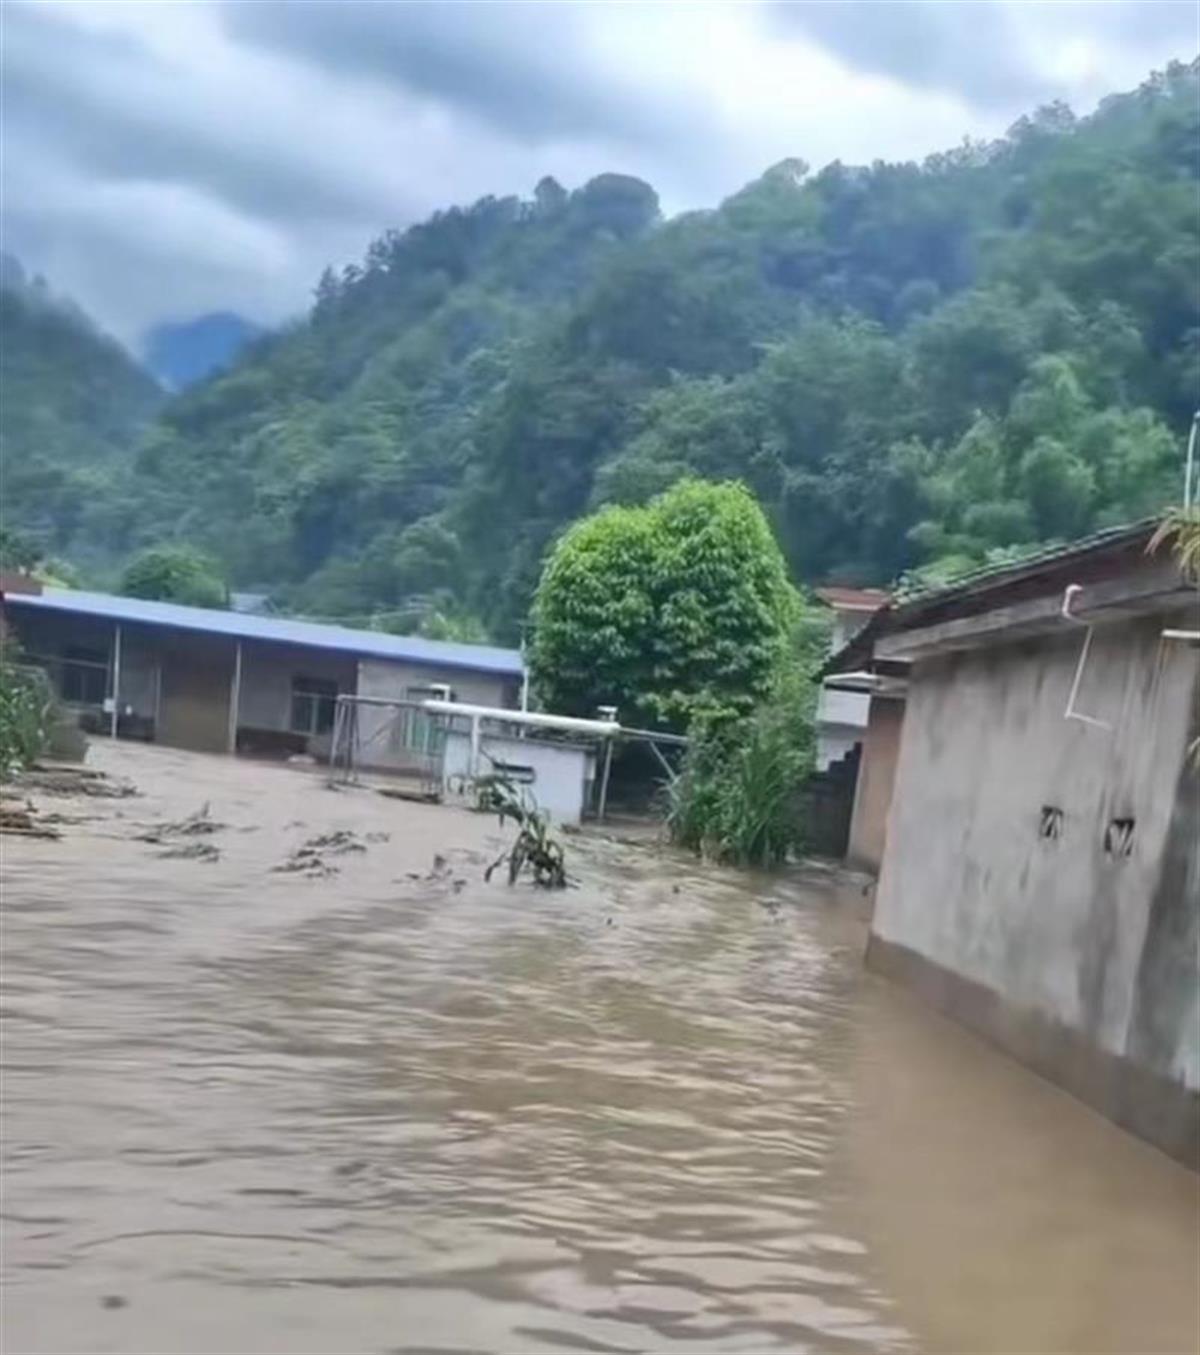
[666,650,818,869]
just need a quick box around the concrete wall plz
[353,658,517,773]
[442,731,595,824]
[816,685,868,770]
[869,608,1200,1164]
[159,631,234,754]
[846,695,904,872]
[237,641,357,732]
[234,640,359,757]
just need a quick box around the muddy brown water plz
[2,744,1197,1355]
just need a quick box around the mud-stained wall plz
[870,609,1200,1163]
[159,632,235,754]
[847,696,904,873]
[235,641,359,757]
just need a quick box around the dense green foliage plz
[4,64,1197,635]
[0,644,55,776]
[531,480,795,729]
[119,546,227,608]
[666,617,822,867]
[1151,503,1200,581]
[0,256,162,564]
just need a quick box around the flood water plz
[3,744,1197,1354]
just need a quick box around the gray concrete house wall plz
[158,629,235,753]
[869,604,1199,1164]
[235,640,358,758]
[846,695,904,873]
[352,658,518,773]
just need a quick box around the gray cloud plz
[772,0,1198,110]
[2,5,404,227]
[2,0,1194,347]
[224,1,703,147]
[774,1,1035,108]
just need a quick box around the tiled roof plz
[813,586,889,611]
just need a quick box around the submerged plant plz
[478,774,568,888]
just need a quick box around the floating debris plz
[376,785,441,805]
[13,764,136,799]
[272,850,338,878]
[272,828,367,877]
[157,841,220,863]
[0,800,61,840]
[305,830,365,855]
[136,802,226,845]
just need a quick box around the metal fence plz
[328,696,464,795]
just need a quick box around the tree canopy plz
[530,480,795,729]
[3,62,1197,635]
[120,546,227,609]
[0,255,162,567]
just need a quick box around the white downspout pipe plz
[1061,584,1111,731]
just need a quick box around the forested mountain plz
[9,62,1198,638]
[1,256,162,560]
[143,312,264,390]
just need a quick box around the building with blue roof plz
[1,583,525,761]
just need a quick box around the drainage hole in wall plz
[1039,806,1064,840]
[1104,817,1135,858]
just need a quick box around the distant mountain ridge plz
[0,254,163,562]
[144,312,265,390]
[3,61,1197,633]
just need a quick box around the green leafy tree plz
[531,480,795,729]
[0,526,42,572]
[120,546,227,608]
[5,61,1196,623]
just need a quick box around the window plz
[290,676,338,736]
[60,646,108,706]
[401,685,453,753]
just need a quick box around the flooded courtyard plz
[2,743,1197,1354]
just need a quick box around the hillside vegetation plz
[1,256,162,565]
[7,62,1198,637]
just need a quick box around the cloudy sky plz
[3,0,1196,349]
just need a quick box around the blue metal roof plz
[5,588,524,677]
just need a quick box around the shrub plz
[0,646,55,776]
[120,545,227,608]
[666,621,821,868]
